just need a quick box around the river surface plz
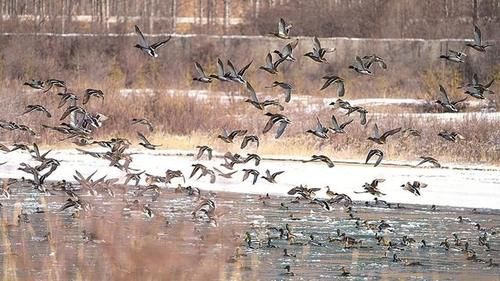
[0,183,499,281]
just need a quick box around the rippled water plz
[0,183,499,280]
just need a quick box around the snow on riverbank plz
[1,149,499,210]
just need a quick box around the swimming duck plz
[283,248,296,257]
[339,267,350,276]
[281,265,295,276]
[134,25,171,57]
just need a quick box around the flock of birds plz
[0,19,498,277]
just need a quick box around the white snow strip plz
[1,149,499,210]
[0,32,488,43]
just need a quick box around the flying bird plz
[270,18,292,39]
[466,25,492,52]
[365,149,384,167]
[134,25,171,57]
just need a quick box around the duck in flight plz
[436,84,466,112]
[134,25,171,58]
[271,18,292,39]
[137,132,160,150]
[466,25,492,52]
[367,124,401,144]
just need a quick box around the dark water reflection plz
[0,183,499,280]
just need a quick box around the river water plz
[0,183,499,280]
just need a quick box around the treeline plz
[0,0,499,39]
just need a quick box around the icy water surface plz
[0,183,499,280]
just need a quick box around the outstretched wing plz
[134,25,148,47]
[151,36,172,50]
[473,25,481,45]
[438,84,450,104]
[275,121,288,138]
[137,132,151,145]
[194,62,207,77]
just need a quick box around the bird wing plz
[262,117,275,134]
[313,36,321,52]
[278,18,286,35]
[282,83,292,102]
[340,119,353,129]
[60,106,76,120]
[473,25,481,45]
[246,81,259,103]
[272,170,285,178]
[216,58,225,76]
[275,121,288,138]
[194,62,207,77]
[381,127,401,139]
[134,25,148,47]
[372,123,380,138]
[472,73,478,85]
[331,114,340,130]
[226,60,238,76]
[137,132,151,145]
[150,36,171,50]
[240,137,250,149]
[355,56,365,69]
[196,147,205,159]
[320,77,334,91]
[337,80,345,97]
[484,79,495,88]
[264,53,273,68]
[438,84,450,104]
[237,60,253,76]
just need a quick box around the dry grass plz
[1,81,499,165]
